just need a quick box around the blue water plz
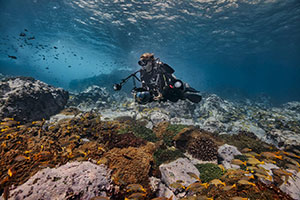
[0,0,300,104]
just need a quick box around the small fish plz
[54,46,58,49]
[240,174,255,180]
[246,166,258,173]
[223,184,236,191]
[209,179,226,186]
[3,118,14,121]
[241,148,252,153]
[14,155,30,161]
[127,192,146,199]
[1,128,8,132]
[151,196,173,200]
[254,168,270,176]
[218,164,225,172]
[90,196,110,200]
[1,121,18,126]
[8,169,13,177]
[169,182,185,190]
[187,172,201,181]
[28,36,35,40]
[260,152,283,160]
[237,179,256,187]
[292,149,300,155]
[254,173,273,182]
[247,157,264,165]
[272,169,293,177]
[8,55,17,59]
[283,151,300,159]
[262,159,277,164]
[247,152,260,157]
[19,32,26,37]
[126,184,146,193]
[186,182,206,192]
[231,159,247,166]
[284,156,300,167]
[285,163,300,172]
[231,197,248,200]
[243,153,255,158]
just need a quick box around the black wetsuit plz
[139,62,176,96]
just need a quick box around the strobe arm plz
[113,70,141,91]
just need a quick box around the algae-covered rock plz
[150,111,170,125]
[159,158,200,189]
[154,147,185,166]
[0,77,69,122]
[219,131,275,153]
[218,144,242,169]
[280,170,300,200]
[8,161,112,200]
[195,163,224,183]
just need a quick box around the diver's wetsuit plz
[139,61,176,97]
[135,60,202,103]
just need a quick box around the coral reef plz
[1,77,300,199]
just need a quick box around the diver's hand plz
[153,92,163,101]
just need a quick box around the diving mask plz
[138,59,148,66]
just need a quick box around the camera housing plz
[113,84,122,91]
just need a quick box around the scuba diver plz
[113,53,202,104]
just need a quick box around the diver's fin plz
[185,87,200,93]
[185,93,202,103]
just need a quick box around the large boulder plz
[159,158,200,190]
[218,144,242,169]
[0,77,68,122]
[8,161,112,200]
[280,170,300,200]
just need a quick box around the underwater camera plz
[113,83,122,91]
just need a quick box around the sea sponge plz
[187,136,218,161]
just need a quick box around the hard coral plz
[187,136,218,161]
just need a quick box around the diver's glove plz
[153,92,163,101]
